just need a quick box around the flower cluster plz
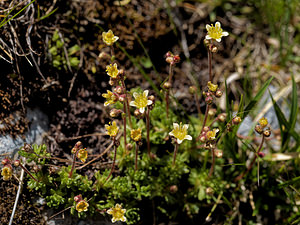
[169,122,192,144]
[1,158,13,181]
[199,126,219,143]
[131,128,142,142]
[74,194,89,213]
[107,204,126,223]
[255,117,271,137]
[165,51,180,65]
[204,81,223,105]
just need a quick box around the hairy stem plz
[172,142,179,166]
[208,45,212,81]
[135,142,139,171]
[121,79,132,128]
[146,107,151,157]
[69,150,78,178]
[194,91,202,119]
[19,163,39,183]
[123,104,127,153]
[208,148,215,177]
[198,104,210,139]
[166,64,173,118]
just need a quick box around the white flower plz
[129,90,152,114]
[205,21,229,42]
[169,122,192,144]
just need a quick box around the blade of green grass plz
[289,76,298,134]
[243,76,273,119]
[39,7,58,21]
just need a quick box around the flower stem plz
[19,163,39,183]
[146,107,151,157]
[208,148,215,177]
[208,44,212,81]
[194,91,202,119]
[172,142,179,166]
[106,138,117,182]
[69,150,78,178]
[198,105,210,139]
[123,104,127,153]
[166,64,173,118]
[135,142,139,171]
[234,135,265,182]
[121,78,132,128]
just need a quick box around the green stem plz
[146,107,151,157]
[135,142,139,171]
[172,142,179,166]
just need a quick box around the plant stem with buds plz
[146,107,151,157]
[106,137,117,181]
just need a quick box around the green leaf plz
[289,76,298,137]
[243,76,273,119]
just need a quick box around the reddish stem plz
[208,148,215,177]
[146,107,151,157]
[106,138,117,182]
[135,142,139,171]
[172,142,179,166]
[19,164,39,183]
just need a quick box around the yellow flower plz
[102,90,118,106]
[129,90,152,114]
[259,117,268,128]
[131,128,142,142]
[205,22,229,42]
[1,166,12,181]
[207,81,218,92]
[77,148,88,163]
[206,128,219,141]
[105,121,119,137]
[106,63,119,79]
[169,122,192,144]
[102,30,119,46]
[107,204,126,223]
[76,200,89,212]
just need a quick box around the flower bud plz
[232,116,241,125]
[258,152,265,158]
[110,109,122,118]
[203,39,210,46]
[214,149,223,158]
[109,78,118,86]
[33,165,41,173]
[215,90,223,98]
[114,139,120,147]
[206,187,214,195]
[205,96,213,105]
[166,57,173,64]
[163,82,172,89]
[169,185,178,193]
[208,108,217,116]
[173,55,180,64]
[148,95,155,103]
[118,94,125,102]
[218,113,227,122]
[165,51,172,58]
[211,46,218,53]
[14,160,20,167]
[189,86,197,94]
[126,143,133,150]
[74,194,82,203]
[203,126,210,132]
[134,109,143,118]
[98,52,109,59]
[255,125,263,134]
[75,141,82,149]
[263,129,271,137]
[22,143,32,152]
[113,86,123,95]
[199,135,206,143]
[2,158,10,166]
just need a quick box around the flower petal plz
[169,131,174,136]
[205,35,211,40]
[143,90,149,97]
[133,92,139,99]
[222,31,229,36]
[183,124,189,130]
[216,38,221,42]
[121,209,126,213]
[115,203,121,208]
[147,100,153,105]
[185,135,192,140]
[121,216,126,222]
[139,107,145,114]
[129,101,136,107]
[177,139,183,144]
[215,21,221,28]
[104,102,109,106]
[206,24,211,30]
[173,123,179,129]
[111,217,116,223]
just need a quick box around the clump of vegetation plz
[1,1,299,225]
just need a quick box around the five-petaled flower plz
[129,90,152,114]
[102,90,118,106]
[105,121,119,137]
[107,203,126,223]
[169,122,192,144]
[131,128,142,142]
[1,165,13,181]
[205,22,229,42]
[106,63,119,79]
[76,200,89,212]
[206,128,219,141]
[259,117,268,128]
[77,148,88,163]
[102,30,119,46]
